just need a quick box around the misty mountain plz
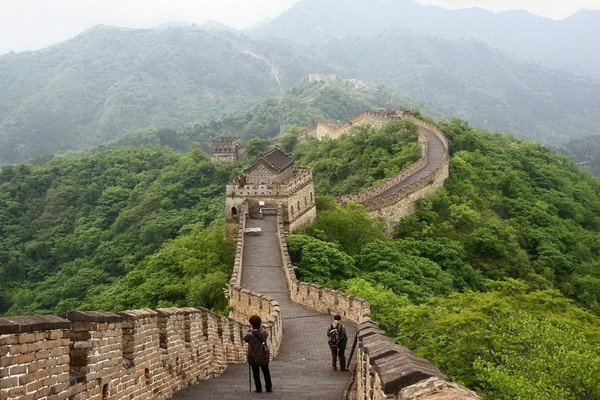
[252,0,600,78]
[318,31,600,144]
[0,25,327,164]
[88,75,399,154]
[2,23,600,165]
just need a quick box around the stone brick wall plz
[335,115,450,232]
[296,110,411,141]
[294,111,450,232]
[367,158,449,231]
[0,315,70,399]
[336,127,428,205]
[0,308,249,400]
[274,206,480,400]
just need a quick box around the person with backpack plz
[327,314,348,371]
[244,315,272,393]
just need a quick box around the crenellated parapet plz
[226,148,316,232]
[336,125,429,205]
[296,110,411,141]
[0,307,248,400]
[274,204,480,399]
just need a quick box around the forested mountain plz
[2,23,600,165]
[80,76,399,154]
[194,76,400,140]
[315,31,600,144]
[0,25,327,165]
[253,0,600,78]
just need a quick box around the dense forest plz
[287,119,600,399]
[0,147,234,315]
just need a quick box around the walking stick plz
[346,333,358,370]
[248,363,251,393]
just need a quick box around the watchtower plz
[226,148,316,232]
[211,137,241,165]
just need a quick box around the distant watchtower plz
[211,137,241,165]
[226,148,316,232]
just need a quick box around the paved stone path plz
[372,125,446,200]
[173,216,356,399]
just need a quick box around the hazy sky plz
[1,0,600,55]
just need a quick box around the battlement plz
[0,307,248,400]
[296,110,411,141]
[226,167,313,198]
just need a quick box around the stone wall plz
[336,126,428,205]
[296,110,411,141]
[367,157,448,230]
[0,308,248,400]
[293,111,450,231]
[335,115,450,232]
[274,206,480,400]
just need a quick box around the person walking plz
[327,314,348,371]
[244,315,272,393]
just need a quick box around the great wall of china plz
[0,111,479,399]
[294,110,449,230]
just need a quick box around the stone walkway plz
[373,125,446,199]
[173,216,356,399]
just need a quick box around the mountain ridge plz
[252,0,600,78]
[2,23,600,165]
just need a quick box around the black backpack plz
[328,323,341,348]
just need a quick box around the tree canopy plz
[0,146,233,315]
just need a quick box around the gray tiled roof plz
[261,148,294,172]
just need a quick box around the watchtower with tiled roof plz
[226,147,316,232]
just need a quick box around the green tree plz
[287,234,356,284]
[304,202,385,256]
[244,138,270,162]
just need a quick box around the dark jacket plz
[244,327,269,367]
[327,321,348,349]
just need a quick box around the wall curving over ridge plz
[295,110,450,232]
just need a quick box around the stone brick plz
[7,386,24,398]
[399,377,482,400]
[0,376,19,388]
[17,333,37,344]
